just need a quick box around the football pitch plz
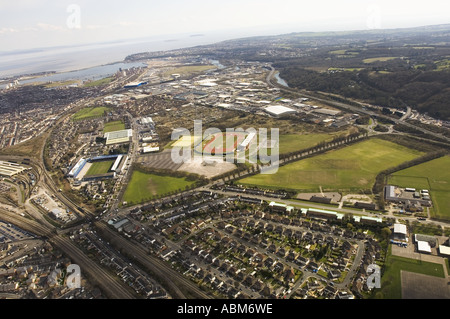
[85,160,115,176]
[73,107,110,121]
[122,170,196,205]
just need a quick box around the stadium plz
[193,131,254,156]
[68,154,128,181]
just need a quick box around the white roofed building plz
[393,223,408,241]
[264,105,297,117]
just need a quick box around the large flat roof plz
[417,241,431,253]
[264,105,296,116]
[438,245,450,256]
[105,129,132,145]
[394,223,407,235]
[0,161,27,177]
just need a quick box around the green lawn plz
[85,160,115,176]
[388,156,450,220]
[122,170,196,205]
[104,121,126,133]
[73,107,110,121]
[239,138,423,193]
[376,249,445,299]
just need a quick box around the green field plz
[122,170,196,205]
[388,156,450,220]
[83,77,114,87]
[73,107,110,121]
[85,160,115,176]
[163,65,217,77]
[278,134,337,155]
[104,121,126,133]
[376,249,445,299]
[363,57,398,63]
[238,138,423,193]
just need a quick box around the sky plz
[1,0,450,51]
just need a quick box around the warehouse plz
[264,105,297,117]
[104,129,133,145]
[393,223,408,241]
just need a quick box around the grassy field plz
[0,132,48,159]
[122,170,196,205]
[83,77,114,87]
[163,65,217,77]
[388,156,450,220]
[85,160,115,176]
[73,107,110,121]
[238,138,423,193]
[375,248,445,299]
[278,133,338,155]
[103,121,126,133]
[363,57,398,63]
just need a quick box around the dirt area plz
[177,156,236,179]
[401,271,450,299]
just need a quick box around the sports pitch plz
[194,132,248,155]
[73,107,110,121]
[238,138,424,193]
[122,170,196,205]
[85,160,115,176]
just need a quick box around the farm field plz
[363,57,399,63]
[122,170,196,205]
[388,155,450,220]
[85,160,115,176]
[238,138,424,193]
[73,107,110,121]
[104,120,126,133]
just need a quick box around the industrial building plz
[384,185,432,208]
[0,161,28,177]
[393,223,408,241]
[264,105,297,117]
[104,129,133,145]
[124,81,148,89]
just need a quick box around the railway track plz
[0,208,135,299]
[95,221,213,299]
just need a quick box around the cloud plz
[0,27,19,35]
[37,23,65,31]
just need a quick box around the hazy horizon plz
[1,0,449,52]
